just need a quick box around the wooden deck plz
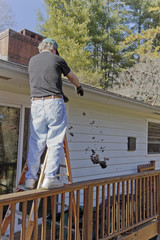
[0,169,160,239]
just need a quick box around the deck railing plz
[0,170,160,240]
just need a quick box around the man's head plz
[38,38,59,55]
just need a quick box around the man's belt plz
[32,95,63,100]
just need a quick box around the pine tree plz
[122,0,160,60]
[38,0,92,72]
[38,0,132,87]
[87,0,131,87]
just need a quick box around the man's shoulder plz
[29,53,41,62]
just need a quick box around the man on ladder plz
[25,37,84,190]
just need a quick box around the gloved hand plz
[77,86,84,96]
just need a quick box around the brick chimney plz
[0,29,44,66]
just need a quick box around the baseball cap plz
[43,38,58,49]
[42,38,59,55]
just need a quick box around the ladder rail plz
[1,161,28,235]
[24,149,48,239]
[1,134,80,240]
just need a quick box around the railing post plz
[83,186,93,240]
[158,174,160,233]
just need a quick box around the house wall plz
[66,97,160,182]
[1,83,160,185]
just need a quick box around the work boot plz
[25,178,36,189]
[41,177,64,190]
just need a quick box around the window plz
[148,121,160,154]
[0,106,20,194]
[22,108,30,168]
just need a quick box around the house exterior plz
[1,30,160,198]
[1,29,160,237]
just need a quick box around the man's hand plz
[63,93,69,102]
[77,86,84,96]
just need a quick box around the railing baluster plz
[51,195,56,240]
[156,175,159,214]
[153,176,156,216]
[0,206,3,238]
[126,180,129,227]
[122,181,125,228]
[146,177,149,218]
[142,177,145,220]
[75,190,80,240]
[59,193,65,240]
[10,203,15,240]
[107,184,111,235]
[21,201,27,240]
[101,185,105,238]
[33,199,38,240]
[116,182,120,231]
[83,186,93,240]
[150,176,153,217]
[130,180,133,225]
[68,191,73,240]
[158,174,160,234]
[135,179,138,223]
[41,197,47,240]
[138,178,142,222]
[82,189,86,240]
[95,186,99,240]
[112,183,115,233]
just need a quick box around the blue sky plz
[5,0,46,33]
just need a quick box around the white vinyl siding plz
[67,99,151,182]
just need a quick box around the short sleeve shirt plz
[28,51,71,97]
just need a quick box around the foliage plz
[38,0,92,71]
[108,56,160,106]
[87,0,132,87]
[38,0,132,87]
[37,0,160,89]
[121,0,160,60]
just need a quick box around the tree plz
[87,0,132,87]
[108,56,160,106]
[38,0,132,87]
[38,0,91,69]
[0,0,15,31]
[122,0,160,60]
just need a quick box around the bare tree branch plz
[108,56,160,106]
[0,0,16,31]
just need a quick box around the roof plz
[1,58,160,115]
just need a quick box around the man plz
[25,38,84,190]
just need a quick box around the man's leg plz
[25,101,47,188]
[41,98,67,189]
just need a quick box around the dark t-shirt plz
[28,51,71,97]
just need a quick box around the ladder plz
[1,134,79,239]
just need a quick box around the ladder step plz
[59,164,66,168]
[16,184,28,191]
[56,173,68,177]
[1,235,9,240]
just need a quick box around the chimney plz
[0,29,44,66]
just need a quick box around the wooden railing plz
[0,170,160,240]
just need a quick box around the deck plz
[0,169,160,239]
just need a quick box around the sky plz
[5,0,46,33]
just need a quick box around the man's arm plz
[67,71,81,88]
[67,71,84,96]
